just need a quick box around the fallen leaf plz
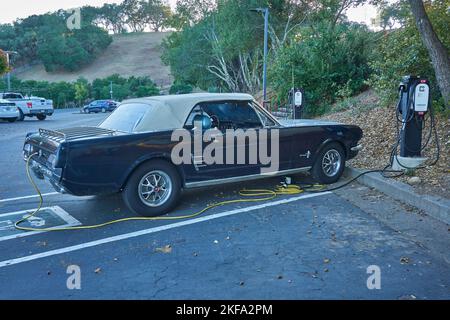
[94,268,102,274]
[400,257,410,264]
[155,245,172,254]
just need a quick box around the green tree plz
[369,0,449,109]
[74,78,90,106]
[0,49,9,75]
[408,0,450,107]
[141,0,172,32]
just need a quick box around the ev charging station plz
[392,76,431,171]
[288,88,304,119]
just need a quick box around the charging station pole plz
[398,76,430,157]
[290,88,304,119]
[393,75,431,170]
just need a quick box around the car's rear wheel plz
[7,118,17,123]
[122,160,181,217]
[36,114,46,121]
[311,142,345,184]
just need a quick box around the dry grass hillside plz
[14,32,173,87]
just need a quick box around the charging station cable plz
[15,153,316,232]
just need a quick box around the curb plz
[344,167,450,225]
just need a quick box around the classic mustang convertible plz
[23,93,362,216]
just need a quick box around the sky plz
[0,0,378,26]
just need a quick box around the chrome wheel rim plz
[322,149,342,177]
[138,170,172,207]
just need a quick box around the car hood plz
[278,119,341,127]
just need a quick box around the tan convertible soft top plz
[121,93,255,132]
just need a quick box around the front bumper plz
[348,144,363,160]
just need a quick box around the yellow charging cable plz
[15,154,324,232]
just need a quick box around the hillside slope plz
[14,32,173,87]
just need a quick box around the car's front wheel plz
[122,160,182,216]
[311,142,346,184]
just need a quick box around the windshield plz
[99,103,151,133]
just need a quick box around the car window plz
[3,94,22,99]
[184,106,203,129]
[252,102,277,127]
[99,103,151,133]
[188,101,262,131]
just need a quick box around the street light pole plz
[262,8,269,103]
[250,8,269,104]
[5,51,17,92]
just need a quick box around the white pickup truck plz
[0,92,53,121]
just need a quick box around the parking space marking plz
[0,192,59,203]
[0,192,331,268]
[0,206,81,242]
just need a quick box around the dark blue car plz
[82,100,117,113]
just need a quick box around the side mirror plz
[193,114,212,131]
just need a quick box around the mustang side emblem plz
[300,151,311,159]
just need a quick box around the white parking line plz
[0,192,59,203]
[0,192,331,268]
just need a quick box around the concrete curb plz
[344,167,450,225]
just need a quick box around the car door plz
[288,126,323,169]
[181,104,229,182]
[89,101,98,112]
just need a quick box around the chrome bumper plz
[28,159,66,193]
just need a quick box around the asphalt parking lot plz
[0,110,449,299]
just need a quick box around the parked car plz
[0,92,53,121]
[0,99,19,122]
[82,100,117,113]
[23,93,363,216]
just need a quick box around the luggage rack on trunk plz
[39,127,115,142]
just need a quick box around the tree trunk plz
[408,0,450,107]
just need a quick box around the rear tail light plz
[27,102,33,108]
